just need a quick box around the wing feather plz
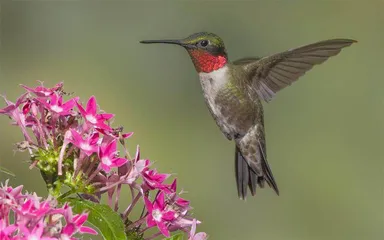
[234,39,356,102]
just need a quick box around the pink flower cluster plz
[0,180,97,240]
[0,82,207,239]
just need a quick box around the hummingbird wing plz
[234,39,356,102]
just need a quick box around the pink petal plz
[104,140,117,156]
[112,158,128,168]
[69,129,83,146]
[86,96,97,115]
[58,95,63,105]
[0,105,16,114]
[98,113,114,120]
[101,163,111,173]
[162,210,176,221]
[146,215,156,228]
[190,219,197,237]
[95,122,112,131]
[157,221,170,237]
[22,102,30,114]
[3,224,17,235]
[76,101,87,116]
[73,213,88,225]
[154,192,165,209]
[33,223,44,237]
[62,223,76,236]
[194,233,208,240]
[50,93,59,105]
[134,145,140,161]
[79,226,98,235]
[170,179,177,192]
[15,93,28,106]
[61,98,78,112]
[122,132,134,139]
[136,159,150,172]
[89,132,99,145]
[176,197,190,207]
[143,196,153,212]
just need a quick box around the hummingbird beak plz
[140,39,189,47]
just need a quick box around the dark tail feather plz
[235,146,249,199]
[258,140,279,195]
[235,144,279,199]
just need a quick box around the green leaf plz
[163,233,184,240]
[0,166,15,177]
[67,198,127,240]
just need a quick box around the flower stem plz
[123,192,142,219]
[57,189,75,202]
[126,216,147,230]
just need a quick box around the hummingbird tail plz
[235,146,266,199]
[235,146,279,199]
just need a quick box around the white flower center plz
[42,91,51,96]
[28,235,39,240]
[86,114,97,124]
[80,143,92,151]
[60,235,71,240]
[51,105,63,113]
[102,157,112,166]
[152,209,162,222]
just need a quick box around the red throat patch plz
[187,49,227,73]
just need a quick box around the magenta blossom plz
[76,96,114,131]
[98,139,128,172]
[189,219,208,240]
[0,82,206,240]
[144,191,176,237]
[68,129,99,156]
[61,203,98,237]
[38,93,78,116]
[21,82,63,97]
[0,181,97,239]
[143,168,171,191]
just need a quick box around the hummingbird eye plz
[199,40,209,47]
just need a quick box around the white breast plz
[198,66,229,117]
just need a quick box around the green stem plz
[57,189,76,202]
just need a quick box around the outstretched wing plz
[234,39,357,102]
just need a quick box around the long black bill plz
[139,39,184,46]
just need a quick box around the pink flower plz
[68,129,99,156]
[61,204,98,237]
[0,182,97,240]
[38,93,78,116]
[19,220,57,240]
[0,93,30,141]
[21,82,63,97]
[168,179,190,207]
[0,219,16,240]
[189,219,208,240]
[98,139,128,172]
[142,168,170,191]
[118,146,150,185]
[76,96,114,131]
[0,82,207,239]
[144,192,176,237]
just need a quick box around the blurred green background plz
[0,1,383,240]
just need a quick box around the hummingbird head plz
[140,32,228,73]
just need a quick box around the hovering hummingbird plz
[140,32,356,199]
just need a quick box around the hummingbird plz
[140,32,356,199]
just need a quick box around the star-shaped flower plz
[38,93,78,116]
[68,129,99,156]
[98,139,128,172]
[76,96,114,131]
[21,82,63,98]
[144,192,176,237]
